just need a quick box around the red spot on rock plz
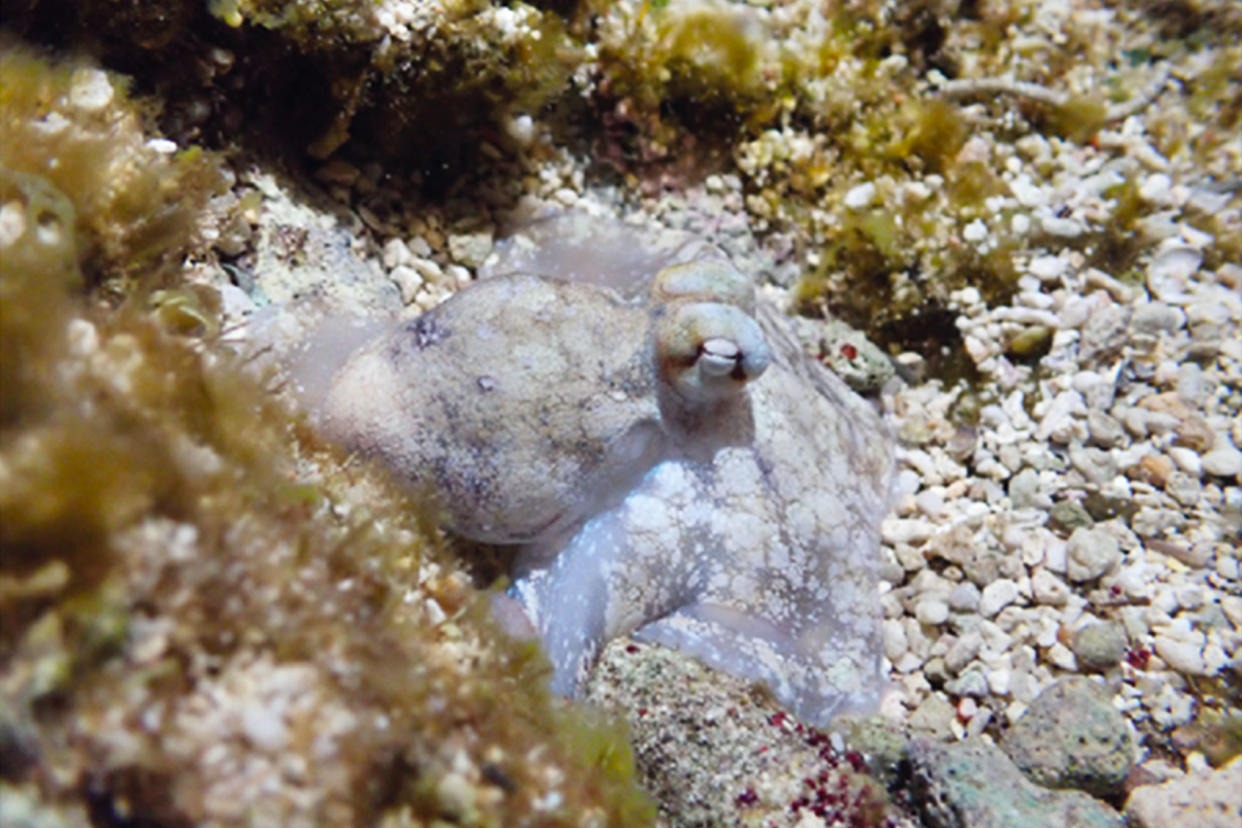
[735,788,759,807]
[840,343,858,360]
[1126,648,1151,669]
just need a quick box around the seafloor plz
[1,1,1239,826]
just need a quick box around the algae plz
[0,41,651,826]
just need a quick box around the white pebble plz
[1031,568,1071,605]
[1066,527,1121,583]
[1167,446,1202,476]
[1201,442,1242,479]
[980,579,1019,617]
[1138,172,1174,205]
[1153,636,1207,675]
[1146,243,1202,299]
[843,181,877,209]
[916,598,950,626]
[68,67,114,111]
[963,219,988,243]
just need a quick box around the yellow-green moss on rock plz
[0,42,652,827]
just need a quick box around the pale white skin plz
[321,217,892,724]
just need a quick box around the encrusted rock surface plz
[1001,677,1137,797]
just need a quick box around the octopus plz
[318,215,893,724]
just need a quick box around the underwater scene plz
[1,1,1239,826]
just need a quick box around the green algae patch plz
[0,42,652,828]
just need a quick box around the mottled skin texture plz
[321,220,892,724]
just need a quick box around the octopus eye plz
[656,301,770,404]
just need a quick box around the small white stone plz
[1045,642,1077,670]
[1167,446,1202,476]
[68,67,114,111]
[504,113,536,147]
[1040,215,1083,237]
[883,618,909,660]
[980,579,1019,617]
[1153,636,1207,675]
[881,517,933,545]
[144,138,178,154]
[1031,568,1071,605]
[916,598,950,626]
[1147,244,1202,299]
[390,265,424,305]
[1139,172,1174,205]
[382,238,413,269]
[1028,255,1067,281]
[1201,441,1242,479]
[843,181,877,209]
[1066,527,1121,582]
[963,219,988,243]
[411,257,445,285]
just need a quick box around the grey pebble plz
[1001,676,1136,797]
[1049,500,1094,533]
[906,737,1124,828]
[1009,467,1040,508]
[1087,410,1125,448]
[1072,622,1129,672]
[1079,305,1131,362]
[1129,302,1186,335]
[1071,444,1118,486]
[945,631,983,674]
[947,581,982,613]
[944,669,990,698]
[909,695,957,740]
[1066,527,1121,582]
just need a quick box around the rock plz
[1078,305,1130,362]
[1049,500,1093,533]
[1126,755,1242,828]
[1001,677,1136,797]
[980,579,1019,617]
[1087,410,1125,448]
[944,631,982,674]
[1130,302,1186,335]
[1201,441,1242,479]
[1146,244,1201,300]
[906,737,1124,828]
[447,230,494,269]
[945,669,990,698]
[1153,635,1208,675]
[839,715,909,788]
[1009,467,1040,508]
[917,597,950,626]
[1073,622,1128,672]
[1032,568,1072,606]
[1071,445,1118,486]
[909,695,957,740]
[1132,453,1174,488]
[1066,527,1121,582]
[947,581,981,612]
